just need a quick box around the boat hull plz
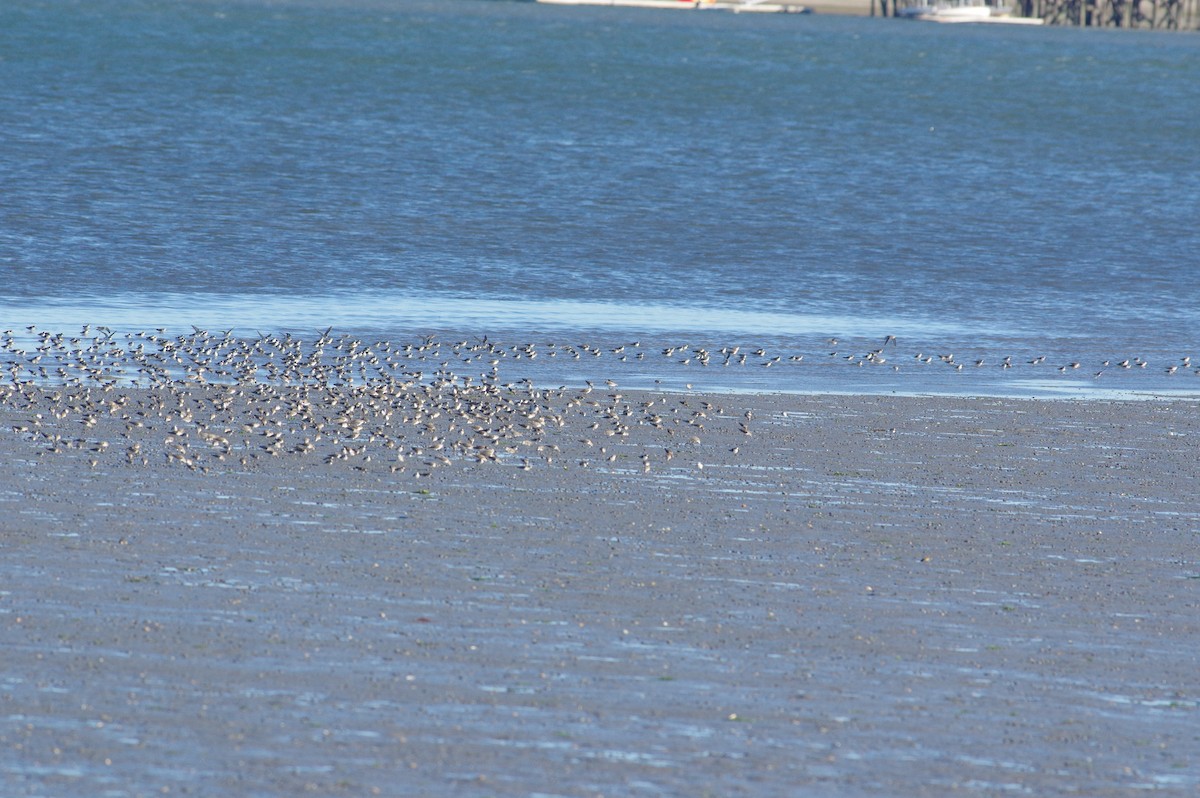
[899,5,1045,23]
[535,0,811,13]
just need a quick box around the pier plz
[881,0,1200,27]
[1030,0,1199,27]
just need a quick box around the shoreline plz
[3,375,1198,795]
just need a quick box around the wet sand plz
[2,379,1198,796]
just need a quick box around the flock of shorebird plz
[0,325,755,476]
[1,325,1195,476]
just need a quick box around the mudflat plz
[2,383,1197,796]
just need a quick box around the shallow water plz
[1,0,1197,395]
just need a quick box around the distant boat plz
[898,1,1045,23]
[536,0,811,13]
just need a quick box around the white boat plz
[898,2,1045,23]
[536,0,811,13]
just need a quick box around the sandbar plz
[1,380,1198,795]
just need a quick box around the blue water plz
[2,0,1198,396]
